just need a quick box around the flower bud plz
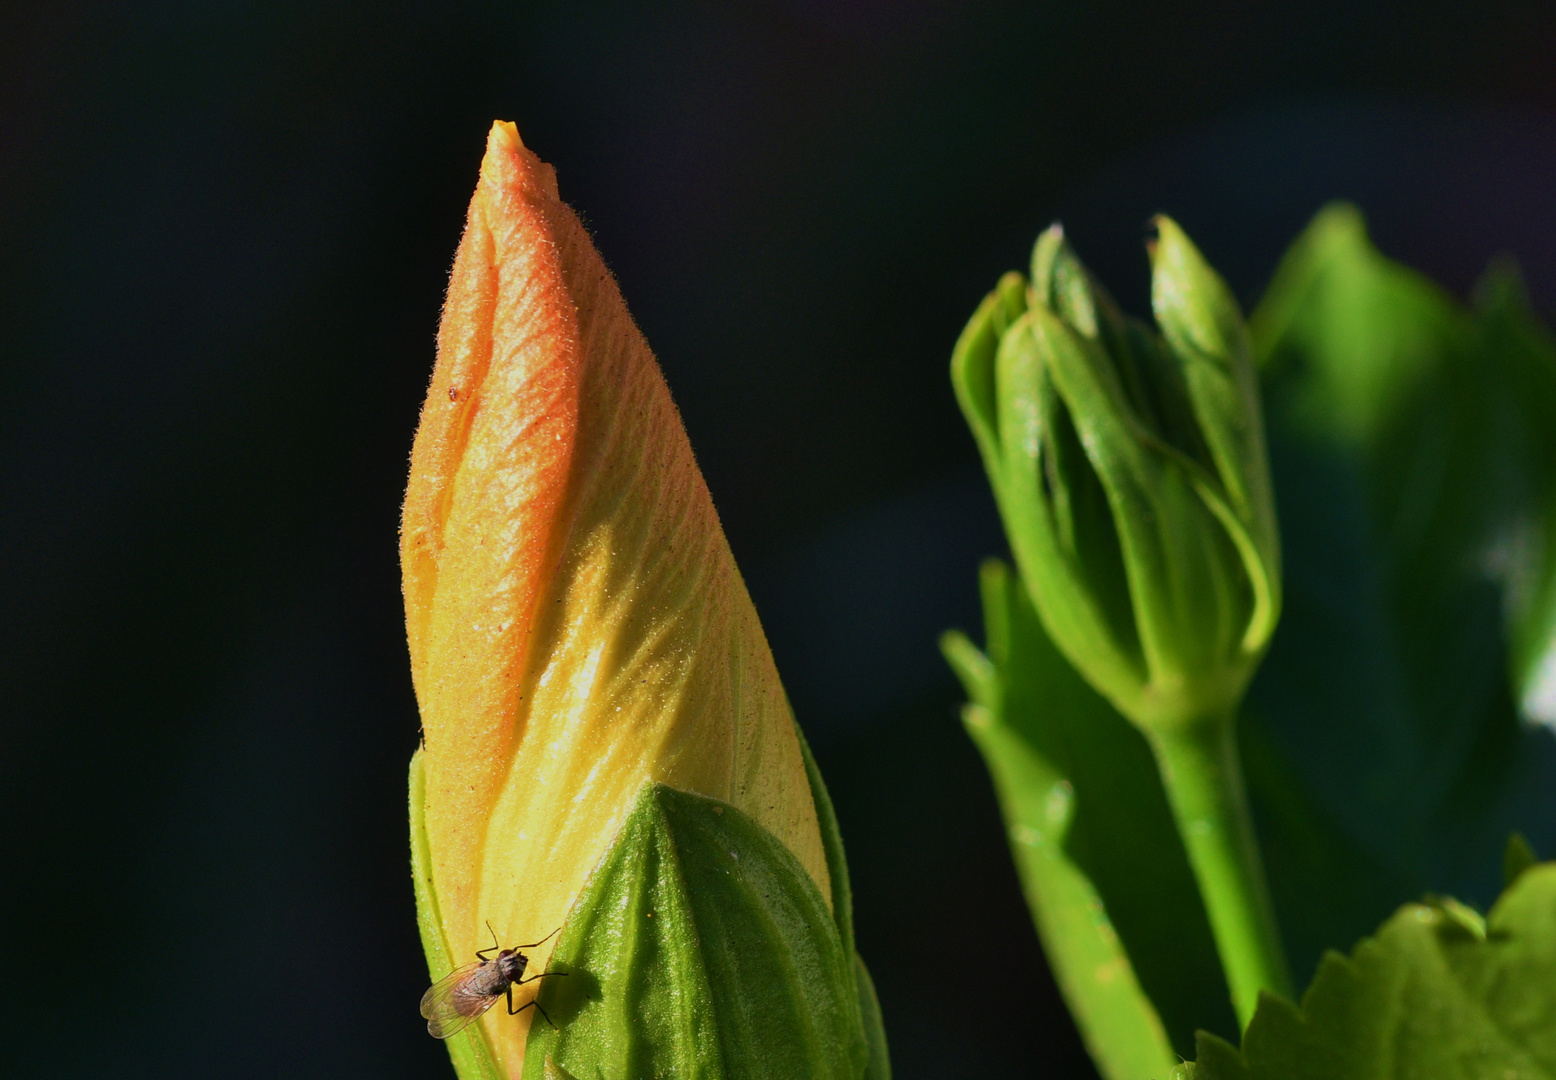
[951,220,1280,732]
[402,122,846,1077]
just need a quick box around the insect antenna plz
[511,925,562,951]
[475,920,502,962]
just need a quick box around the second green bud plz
[952,218,1281,735]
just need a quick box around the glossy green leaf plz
[522,781,866,1080]
[941,559,1235,1077]
[1245,203,1556,978]
[410,748,503,1080]
[1181,864,1556,1079]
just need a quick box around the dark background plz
[7,2,1556,1077]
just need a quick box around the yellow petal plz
[402,121,829,1076]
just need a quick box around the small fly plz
[420,923,565,1039]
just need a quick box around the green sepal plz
[1032,224,1102,337]
[950,269,1029,495]
[522,781,867,1080]
[1181,864,1556,1078]
[1151,217,1281,654]
[941,559,1235,1078]
[994,301,1147,713]
[793,719,856,962]
[794,719,893,1080]
[1033,224,1188,450]
[1024,300,1257,728]
[410,748,502,1080]
[853,953,890,1080]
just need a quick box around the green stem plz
[1148,718,1291,1027]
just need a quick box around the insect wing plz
[420,961,501,1039]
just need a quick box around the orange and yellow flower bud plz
[402,121,830,1076]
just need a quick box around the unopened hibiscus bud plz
[403,122,880,1080]
[951,219,1280,733]
[949,220,1290,1024]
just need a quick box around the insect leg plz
[514,971,568,986]
[507,996,558,1029]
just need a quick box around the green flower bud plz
[952,220,1293,1026]
[952,219,1280,733]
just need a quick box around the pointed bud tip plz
[491,120,522,150]
[1144,213,1175,259]
[1147,215,1206,274]
[478,120,557,204]
[1029,224,1069,307]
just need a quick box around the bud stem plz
[1147,719,1291,1027]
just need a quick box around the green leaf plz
[942,559,1235,1077]
[522,782,866,1080]
[1472,264,1556,724]
[1183,864,1556,1078]
[1245,203,1556,978]
[410,748,503,1080]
